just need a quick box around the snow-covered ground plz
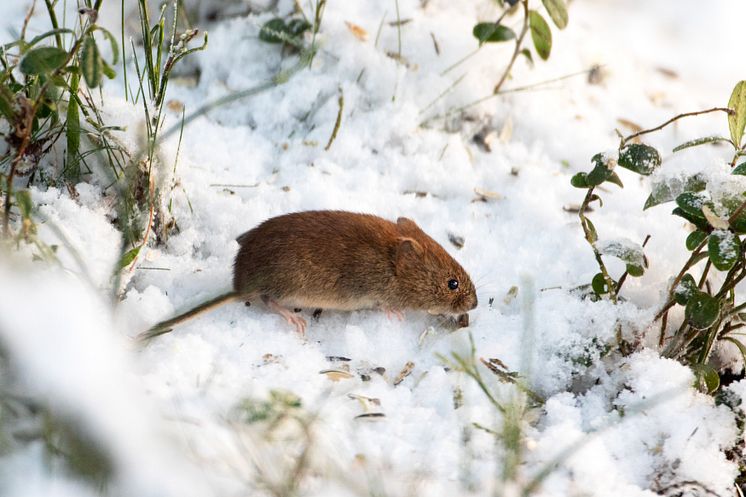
[1,0,745,496]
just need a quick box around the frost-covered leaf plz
[674,274,698,305]
[541,0,568,29]
[20,46,68,75]
[472,23,516,44]
[259,18,289,43]
[702,205,729,230]
[287,19,311,37]
[717,194,746,233]
[685,292,721,330]
[675,191,710,221]
[597,238,645,270]
[528,10,552,60]
[708,230,741,271]
[728,80,746,147]
[626,263,644,277]
[618,143,661,176]
[644,173,706,210]
[672,136,731,153]
[685,230,708,251]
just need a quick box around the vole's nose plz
[470,295,478,310]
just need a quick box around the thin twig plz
[324,88,344,151]
[578,187,617,303]
[492,0,529,95]
[621,107,733,147]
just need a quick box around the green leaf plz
[732,162,746,175]
[80,36,103,88]
[259,18,289,43]
[708,230,741,271]
[65,72,80,181]
[472,23,516,44]
[570,172,589,188]
[674,274,698,305]
[722,337,746,365]
[585,217,598,243]
[0,83,15,121]
[20,46,68,75]
[116,246,141,271]
[644,174,707,210]
[685,292,721,330]
[618,143,661,175]
[528,10,552,60]
[607,171,624,188]
[95,27,120,65]
[672,135,731,153]
[691,363,720,394]
[541,0,568,29]
[520,48,534,68]
[686,230,708,251]
[673,207,710,231]
[727,80,746,148]
[14,190,33,219]
[101,60,116,80]
[585,153,612,186]
[591,272,611,295]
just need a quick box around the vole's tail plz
[137,291,240,342]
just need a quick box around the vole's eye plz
[448,279,459,290]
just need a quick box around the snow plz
[1,0,746,496]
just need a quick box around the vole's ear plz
[396,217,424,236]
[395,237,423,271]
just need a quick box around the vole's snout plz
[468,294,478,310]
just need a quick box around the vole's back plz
[233,211,399,310]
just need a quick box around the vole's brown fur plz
[141,210,476,340]
[233,211,477,332]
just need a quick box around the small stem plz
[697,259,712,289]
[578,187,617,302]
[658,311,669,348]
[393,0,401,59]
[492,0,529,95]
[43,0,63,48]
[653,239,708,321]
[324,88,343,151]
[621,107,733,147]
[729,301,746,316]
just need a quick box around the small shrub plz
[571,80,746,391]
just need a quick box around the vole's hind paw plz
[287,314,307,335]
[384,308,405,321]
[262,296,307,335]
